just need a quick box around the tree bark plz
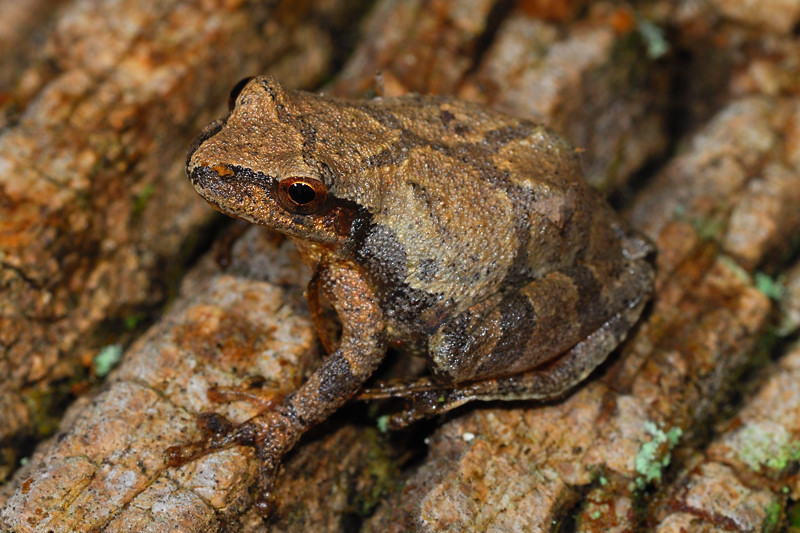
[2,0,800,531]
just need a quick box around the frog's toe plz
[380,389,472,429]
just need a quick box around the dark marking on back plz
[474,293,537,377]
[483,123,535,149]
[502,185,536,285]
[351,221,452,337]
[363,106,403,130]
[563,264,604,328]
[440,110,455,126]
[364,146,402,168]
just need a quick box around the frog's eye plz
[277,177,328,215]
[228,76,254,110]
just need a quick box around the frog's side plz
[179,76,654,515]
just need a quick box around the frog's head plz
[186,76,360,247]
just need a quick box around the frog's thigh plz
[458,282,650,403]
[361,260,652,426]
[372,287,650,428]
[429,259,653,385]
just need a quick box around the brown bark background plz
[2,0,800,531]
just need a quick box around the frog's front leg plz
[362,258,653,427]
[167,263,386,516]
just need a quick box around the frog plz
[174,75,655,516]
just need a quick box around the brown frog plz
[176,76,654,515]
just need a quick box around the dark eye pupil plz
[288,182,316,205]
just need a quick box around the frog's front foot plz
[165,412,246,465]
[166,410,295,518]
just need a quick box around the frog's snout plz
[186,118,225,168]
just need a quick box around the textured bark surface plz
[3,0,800,531]
[0,0,361,477]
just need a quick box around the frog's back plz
[348,94,629,284]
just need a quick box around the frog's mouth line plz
[188,165,275,207]
[189,164,304,237]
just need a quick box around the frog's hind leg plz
[360,261,653,428]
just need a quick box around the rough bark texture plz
[0,0,361,476]
[3,0,800,531]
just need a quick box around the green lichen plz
[635,16,669,59]
[754,272,785,301]
[634,421,682,490]
[376,415,390,434]
[736,423,800,473]
[764,500,782,532]
[93,344,123,377]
